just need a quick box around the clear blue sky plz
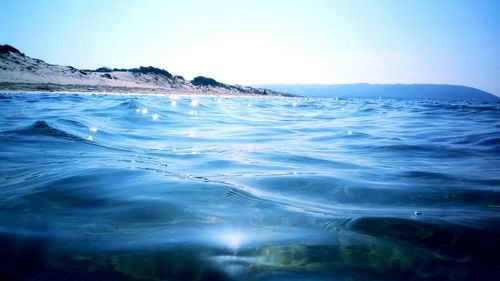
[1,0,499,95]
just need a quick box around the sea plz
[0,92,499,281]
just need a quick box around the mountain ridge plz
[257,83,499,101]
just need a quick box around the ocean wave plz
[1,93,499,281]
[1,120,88,142]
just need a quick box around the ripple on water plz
[0,94,499,281]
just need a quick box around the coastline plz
[0,46,292,98]
[0,82,292,98]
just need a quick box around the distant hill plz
[258,84,499,102]
[0,44,284,96]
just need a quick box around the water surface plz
[1,93,499,280]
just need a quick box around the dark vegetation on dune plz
[0,44,24,56]
[129,66,173,79]
[94,67,112,72]
[92,66,173,79]
[90,67,184,82]
[191,76,226,88]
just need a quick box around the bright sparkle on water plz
[211,229,247,255]
[187,129,198,138]
[224,232,243,253]
[190,99,200,107]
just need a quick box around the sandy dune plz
[0,45,285,96]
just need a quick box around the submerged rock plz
[348,217,457,249]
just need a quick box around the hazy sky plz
[1,0,499,94]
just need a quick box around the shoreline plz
[0,90,290,98]
[0,82,294,98]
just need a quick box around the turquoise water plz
[0,93,499,281]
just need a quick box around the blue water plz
[1,92,499,281]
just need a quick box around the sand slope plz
[0,45,283,96]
